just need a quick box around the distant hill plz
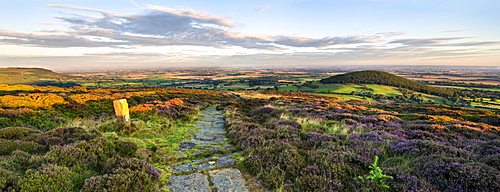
[0,68,77,86]
[320,70,455,97]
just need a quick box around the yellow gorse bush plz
[69,94,104,104]
[0,93,68,109]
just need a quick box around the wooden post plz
[113,99,130,125]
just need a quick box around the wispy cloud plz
[256,5,271,13]
[389,37,500,48]
[129,0,142,8]
[442,29,469,33]
[0,4,381,49]
[389,37,470,46]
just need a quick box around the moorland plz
[0,66,499,191]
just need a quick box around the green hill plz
[0,68,72,84]
[320,70,455,97]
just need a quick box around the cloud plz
[145,5,235,28]
[389,37,469,46]
[49,4,113,15]
[436,42,500,47]
[272,35,380,47]
[0,4,382,49]
[84,52,165,56]
[256,5,271,13]
[130,0,142,8]
[442,29,469,33]
[389,37,500,48]
[2,3,499,68]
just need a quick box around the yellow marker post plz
[113,99,130,125]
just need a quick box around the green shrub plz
[44,127,101,144]
[5,150,43,173]
[0,139,44,155]
[0,112,65,131]
[0,167,19,191]
[45,138,116,172]
[114,140,138,157]
[83,157,160,192]
[25,127,100,150]
[0,127,37,139]
[82,169,160,192]
[19,164,74,192]
[44,144,89,168]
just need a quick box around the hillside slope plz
[0,68,72,84]
[320,70,455,97]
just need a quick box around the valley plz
[0,66,499,191]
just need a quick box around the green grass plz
[228,83,250,87]
[465,98,500,110]
[278,86,299,91]
[133,123,195,151]
[364,84,402,96]
[297,78,322,81]
[312,83,403,97]
[421,94,446,104]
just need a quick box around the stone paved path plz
[168,106,249,192]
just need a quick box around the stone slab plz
[195,121,212,128]
[219,153,233,158]
[169,173,211,192]
[212,121,226,128]
[179,142,196,150]
[209,168,249,192]
[198,128,226,134]
[217,157,235,167]
[196,163,216,171]
[191,157,214,163]
[191,134,226,144]
[224,145,236,150]
[172,163,194,173]
[203,115,225,122]
[208,148,221,152]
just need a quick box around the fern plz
[358,156,393,188]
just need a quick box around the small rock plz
[196,163,215,171]
[191,150,205,156]
[191,157,214,163]
[224,145,236,150]
[198,128,226,134]
[212,121,226,128]
[179,142,196,150]
[203,115,224,122]
[173,163,194,173]
[219,153,233,157]
[191,134,226,144]
[208,148,221,152]
[194,134,216,141]
[195,121,212,128]
[217,157,235,167]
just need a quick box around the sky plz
[0,0,499,71]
